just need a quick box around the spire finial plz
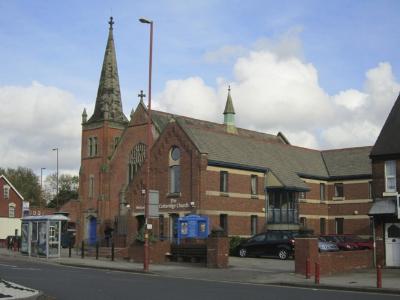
[108,16,114,30]
[138,90,146,103]
[228,85,231,93]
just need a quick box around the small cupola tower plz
[223,86,237,134]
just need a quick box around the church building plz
[77,18,374,246]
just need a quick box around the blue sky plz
[0,0,399,176]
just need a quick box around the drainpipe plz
[371,216,376,267]
[265,170,269,228]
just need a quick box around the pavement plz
[1,247,400,299]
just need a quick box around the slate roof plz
[369,197,396,215]
[370,93,400,157]
[322,147,372,178]
[150,110,372,190]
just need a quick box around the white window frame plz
[385,160,397,193]
[8,203,16,218]
[3,185,10,199]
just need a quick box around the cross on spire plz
[108,16,114,29]
[228,85,231,93]
[138,90,146,102]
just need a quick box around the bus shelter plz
[21,215,69,258]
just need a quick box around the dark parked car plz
[237,230,298,260]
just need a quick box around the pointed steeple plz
[88,17,128,124]
[223,86,237,134]
[82,108,87,124]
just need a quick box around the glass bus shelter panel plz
[49,221,60,256]
[30,222,38,256]
[38,221,47,256]
[21,223,29,254]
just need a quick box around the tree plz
[0,167,41,206]
[45,173,79,208]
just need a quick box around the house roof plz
[0,175,24,200]
[370,93,400,157]
[149,109,371,190]
[369,197,396,215]
[322,147,372,178]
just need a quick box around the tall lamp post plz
[139,17,153,273]
[52,148,59,208]
[40,167,46,208]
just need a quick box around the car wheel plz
[239,248,247,257]
[278,248,289,260]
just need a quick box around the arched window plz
[88,137,93,156]
[169,146,181,194]
[128,143,146,182]
[8,203,16,218]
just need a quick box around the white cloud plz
[156,41,399,150]
[0,81,82,174]
[203,45,248,64]
[153,77,220,121]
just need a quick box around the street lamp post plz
[40,167,46,207]
[139,17,153,273]
[52,148,59,208]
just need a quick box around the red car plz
[341,235,373,250]
[320,235,358,250]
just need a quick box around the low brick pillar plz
[295,237,319,276]
[206,237,229,268]
[128,240,171,264]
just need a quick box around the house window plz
[320,183,325,201]
[267,190,299,224]
[250,175,258,196]
[128,143,146,182]
[220,214,228,234]
[334,183,344,198]
[3,185,10,199]
[320,218,326,235]
[88,137,93,156]
[368,181,372,199]
[300,217,307,228]
[89,175,94,198]
[385,160,397,192]
[335,218,344,234]
[114,136,120,150]
[93,137,98,156]
[220,171,228,193]
[251,215,258,235]
[169,146,181,194]
[8,203,16,218]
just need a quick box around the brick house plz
[0,175,24,242]
[369,94,400,267]
[77,18,373,246]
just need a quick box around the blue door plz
[89,217,97,246]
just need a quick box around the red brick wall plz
[128,240,171,264]
[206,237,229,268]
[295,237,373,276]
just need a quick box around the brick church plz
[77,18,376,246]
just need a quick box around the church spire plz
[223,86,237,134]
[88,17,128,124]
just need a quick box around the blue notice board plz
[177,215,209,244]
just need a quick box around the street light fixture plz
[52,148,59,208]
[139,16,153,273]
[40,167,46,207]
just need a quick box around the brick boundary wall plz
[128,240,171,264]
[295,237,373,276]
[206,237,229,268]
